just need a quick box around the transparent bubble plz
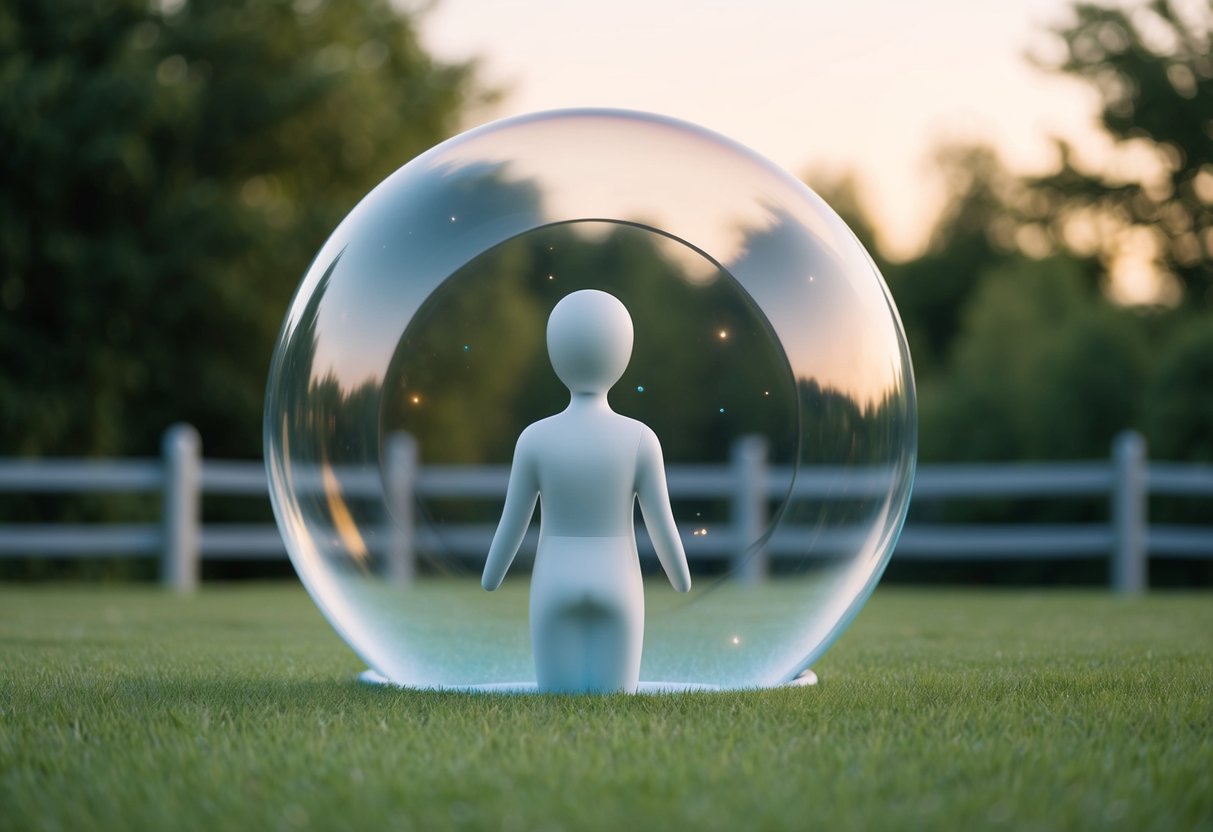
[264,109,916,690]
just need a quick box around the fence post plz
[731,434,769,585]
[1111,430,1147,595]
[162,423,201,592]
[384,432,417,585]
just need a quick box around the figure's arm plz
[636,428,691,592]
[482,431,539,591]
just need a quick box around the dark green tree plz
[0,0,486,458]
[802,169,888,272]
[1145,318,1213,461]
[382,221,799,469]
[1023,0,1213,306]
[921,255,1148,463]
[883,145,1030,376]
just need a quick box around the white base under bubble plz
[357,667,818,692]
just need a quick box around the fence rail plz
[1,425,1211,593]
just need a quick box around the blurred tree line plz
[845,0,1211,583]
[837,0,1213,469]
[0,0,484,576]
[0,0,1209,581]
[1,0,483,459]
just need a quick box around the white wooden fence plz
[1,425,1211,594]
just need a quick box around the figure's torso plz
[524,409,644,538]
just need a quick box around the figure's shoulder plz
[515,414,573,450]
[516,417,555,444]
[642,422,664,445]
[609,412,649,433]
[604,412,654,446]
[620,418,663,457]
[629,422,668,477]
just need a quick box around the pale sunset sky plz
[415,0,1108,262]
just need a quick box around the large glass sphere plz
[264,109,916,690]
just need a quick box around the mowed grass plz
[1,585,1210,832]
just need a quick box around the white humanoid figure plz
[481,289,692,694]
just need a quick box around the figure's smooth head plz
[547,290,634,394]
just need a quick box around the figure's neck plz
[567,391,611,411]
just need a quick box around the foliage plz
[1,586,1210,831]
[920,256,1148,462]
[1023,0,1213,306]
[878,0,1213,467]
[803,170,888,271]
[1142,315,1213,528]
[884,146,1024,375]
[0,0,484,458]
[877,148,1148,466]
[2,0,1211,587]
[381,222,802,468]
[1144,316,1213,461]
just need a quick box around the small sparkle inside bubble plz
[449,216,457,222]
[547,274,555,281]
[692,528,708,537]
[462,344,470,352]
[718,407,725,414]
[717,329,728,340]
[763,391,770,397]
[731,636,742,646]
[636,385,645,393]
[410,394,421,405]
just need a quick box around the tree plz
[802,169,887,272]
[1024,0,1213,306]
[882,145,1028,375]
[0,0,486,458]
[1145,318,1213,461]
[921,255,1148,463]
[382,221,800,469]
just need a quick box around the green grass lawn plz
[1,585,1210,831]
